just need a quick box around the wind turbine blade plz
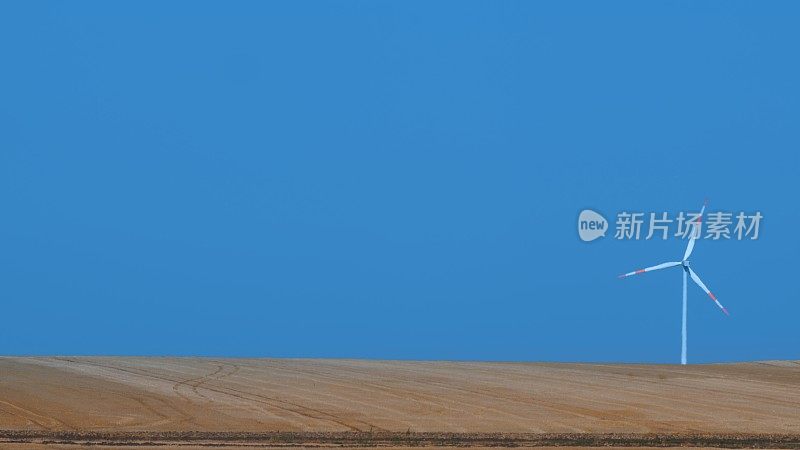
[683,236,696,261]
[619,261,681,278]
[682,200,708,261]
[687,267,729,315]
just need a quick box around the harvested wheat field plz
[1,357,799,448]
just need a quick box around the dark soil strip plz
[1,431,800,448]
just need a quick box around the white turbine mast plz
[619,201,728,365]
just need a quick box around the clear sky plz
[1,2,798,363]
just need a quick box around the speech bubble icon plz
[578,209,608,242]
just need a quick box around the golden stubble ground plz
[1,357,799,447]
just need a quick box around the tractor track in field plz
[51,358,380,432]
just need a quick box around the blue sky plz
[1,2,798,363]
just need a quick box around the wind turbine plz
[618,202,728,365]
